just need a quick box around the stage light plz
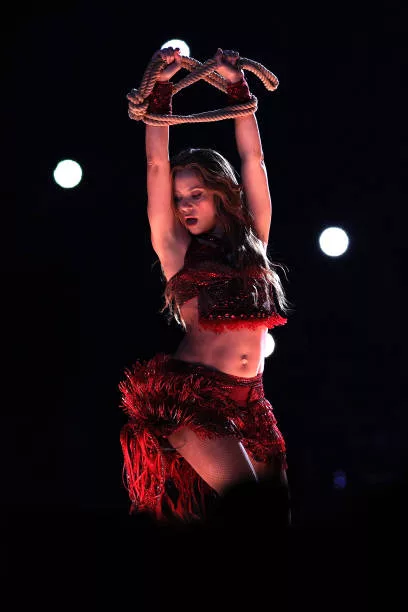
[161,39,190,57]
[53,159,82,189]
[318,226,350,257]
[333,469,347,489]
[265,332,275,358]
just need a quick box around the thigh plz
[248,455,288,486]
[168,427,258,495]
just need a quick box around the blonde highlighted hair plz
[157,147,294,326]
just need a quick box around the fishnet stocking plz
[168,426,258,495]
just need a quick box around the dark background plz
[6,1,407,606]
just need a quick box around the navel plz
[240,354,248,366]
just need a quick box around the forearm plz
[145,125,169,165]
[225,74,264,162]
[145,78,173,165]
[146,125,172,225]
[234,113,264,162]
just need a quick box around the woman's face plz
[173,168,220,235]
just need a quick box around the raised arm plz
[145,48,190,259]
[234,115,271,247]
[214,49,272,246]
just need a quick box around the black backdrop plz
[7,1,407,607]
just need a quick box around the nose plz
[179,199,194,213]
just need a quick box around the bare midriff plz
[171,296,268,377]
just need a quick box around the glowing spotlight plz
[265,332,275,358]
[318,226,350,257]
[53,159,83,189]
[161,39,190,57]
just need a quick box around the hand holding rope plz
[126,49,279,126]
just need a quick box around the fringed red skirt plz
[119,353,287,523]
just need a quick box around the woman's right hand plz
[152,47,182,82]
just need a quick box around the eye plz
[192,192,202,199]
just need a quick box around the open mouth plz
[185,218,198,226]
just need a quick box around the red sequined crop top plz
[164,231,288,333]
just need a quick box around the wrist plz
[148,81,174,114]
[225,71,245,85]
[226,75,251,104]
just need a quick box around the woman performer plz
[120,46,293,524]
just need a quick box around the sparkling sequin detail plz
[165,232,288,332]
[226,76,251,104]
[147,81,174,114]
[119,353,287,522]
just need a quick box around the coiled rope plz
[126,54,279,126]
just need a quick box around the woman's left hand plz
[213,48,244,83]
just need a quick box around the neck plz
[207,222,225,237]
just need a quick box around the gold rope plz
[126,54,279,126]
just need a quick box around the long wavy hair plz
[156,148,294,327]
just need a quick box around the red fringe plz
[165,241,289,333]
[119,353,287,522]
[198,312,288,333]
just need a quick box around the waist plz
[166,355,264,407]
[172,326,267,377]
